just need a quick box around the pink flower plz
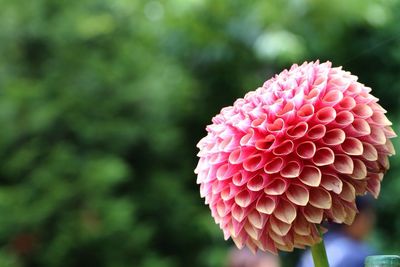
[194,61,396,254]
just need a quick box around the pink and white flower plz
[195,61,396,254]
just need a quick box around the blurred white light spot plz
[170,0,205,16]
[254,30,305,62]
[365,4,388,27]
[144,1,164,21]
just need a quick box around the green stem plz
[311,230,329,267]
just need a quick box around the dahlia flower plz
[195,61,396,254]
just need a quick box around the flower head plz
[195,61,396,254]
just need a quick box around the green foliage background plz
[0,0,399,266]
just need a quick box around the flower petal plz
[315,106,336,124]
[333,154,354,174]
[264,177,288,195]
[321,173,343,194]
[286,183,310,206]
[299,165,321,187]
[280,160,301,178]
[309,187,332,209]
[322,129,346,146]
[256,195,276,214]
[312,147,335,166]
[296,141,316,159]
[274,199,297,224]
[272,140,294,156]
[341,137,364,156]
[287,121,308,139]
[306,124,326,140]
[247,174,267,191]
[264,157,284,174]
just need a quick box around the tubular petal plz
[329,199,346,223]
[216,200,230,217]
[229,147,254,164]
[337,95,356,110]
[286,121,308,139]
[306,124,326,140]
[333,154,354,174]
[217,163,240,180]
[322,129,346,146]
[294,233,314,246]
[385,139,396,155]
[235,189,253,207]
[351,180,368,195]
[362,142,378,161]
[272,140,294,155]
[248,210,265,229]
[276,101,295,118]
[286,184,310,206]
[297,103,315,121]
[341,137,364,156]
[369,125,387,145]
[247,174,267,191]
[256,195,276,214]
[243,154,267,172]
[309,187,332,209]
[334,110,354,126]
[244,222,262,240]
[274,199,297,224]
[264,157,284,174]
[240,128,258,146]
[231,218,246,237]
[245,238,258,254]
[370,102,387,113]
[313,147,335,166]
[365,160,380,173]
[307,87,321,102]
[303,205,323,224]
[221,183,240,200]
[343,202,357,225]
[212,180,227,194]
[296,141,316,159]
[346,83,362,95]
[275,240,294,252]
[322,89,343,106]
[346,119,371,137]
[233,170,258,186]
[280,161,301,178]
[269,228,288,246]
[200,183,212,199]
[251,114,268,130]
[258,235,277,254]
[231,236,246,249]
[299,165,321,187]
[209,152,229,164]
[315,106,336,124]
[339,181,356,202]
[219,135,239,152]
[293,215,311,235]
[267,118,285,132]
[367,177,381,198]
[350,159,367,180]
[371,111,392,126]
[231,203,249,222]
[264,178,288,195]
[378,154,390,169]
[321,173,343,194]
[270,216,292,236]
[352,103,373,119]
[255,135,276,151]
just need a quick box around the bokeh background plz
[0,0,400,266]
